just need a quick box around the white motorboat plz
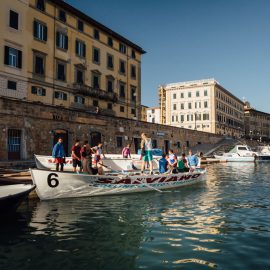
[34,154,159,172]
[214,145,255,162]
[0,184,36,212]
[254,146,270,161]
[30,169,207,200]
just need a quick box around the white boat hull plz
[30,169,207,200]
[34,155,159,172]
[214,154,254,162]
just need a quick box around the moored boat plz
[30,169,207,200]
[0,184,36,212]
[254,146,270,161]
[214,145,255,162]
[34,154,159,172]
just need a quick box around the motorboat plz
[254,146,270,161]
[214,145,255,162]
[30,169,207,200]
[34,154,159,172]
[0,184,36,212]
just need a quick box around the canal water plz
[1,163,270,270]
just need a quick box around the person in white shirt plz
[140,133,153,174]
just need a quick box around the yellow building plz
[0,0,145,119]
[159,79,245,137]
[140,105,148,122]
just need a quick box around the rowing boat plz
[30,169,207,200]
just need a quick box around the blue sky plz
[67,0,270,113]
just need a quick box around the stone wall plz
[0,97,222,161]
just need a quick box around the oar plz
[133,177,163,193]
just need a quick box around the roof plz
[49,0,146,54]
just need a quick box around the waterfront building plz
[159,79,245,137]
[140,105,148,122]
[146,107,160,124]
[0,0,145,120]
[244,102,270,141]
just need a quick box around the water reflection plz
[1,163,270,270]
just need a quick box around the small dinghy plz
[30,169,207,200]
[0,184,36,212]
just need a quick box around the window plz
[77,20,84,31]
[9,10,19,30]
[196,91,200,97]
[107,78,114,92]
[94,29,99,40]
[107,54,114,69]
[119,43,126,54]
[92,73,100,89]
[7,80,17,90]
[180,115,184,122]
[181,103,184,109]
[188,92,191,98]
[108,37,113,47]
[131,49,136,59]
[131,108,135,115]
[119,83,125,98]
[75,68,84,84]
[31,86,46,96]
[107,103,113,110]
[74,96,85,104]
[120,106,125,112]
[181,93,184,98]
[119,60,126,74]
[116,137,123,147]
[204,101,208,108]
[4,46,22,68]
[188,103,192,109]
[131,87,136,102]
[59,10,66,22]
[75,40,86,57]
[33,21,47,41]
[203,113,209,120]
[56,62,66,81]
[56,32,68,50]
[172,116,174,122]
[173,93,176,99]
[93,47,100,64]
[187,115,190,121]
[34,53,45,75]
[36,0,45,11]
[131,65,136,79]
[54,91,67,100]
[93,100,99,106]
[152,139,157,148]
[204,89,208,96]
[173,104,177,110]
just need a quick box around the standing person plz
[71,139,82,173]
[167,149,178,173]
[52,138,66,171]
[80,141,92,174]
[122,144,131,158]
[187,149,199,170]
[140,133,153,174]
[159,153,168,173]
[91,143,105,166]
[177,153,189,172]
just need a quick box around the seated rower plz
[167,149,178,173]
[159,153,168,173]
[177,153,189,172]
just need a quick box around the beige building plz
[140,105,148,122]
[159,79,244,137]
[0,0,145,120]
[244,102,270,141]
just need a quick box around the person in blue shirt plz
[52,138,66,171]
[159,153,168,173]
[187,149,198,170]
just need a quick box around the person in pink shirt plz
[122,144,131,158]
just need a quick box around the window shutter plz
[33,21,38,38]
[44,25,47,41]
[83,43,86,57]
[31,86,37,94]
[54,91,59,98]
[4,46,9,65]
[17,50,22,68]
[63,93,67,100]
[65,35,68,50]
[75,40,78,54]
[56,32,60,47]
[42,88,46,96]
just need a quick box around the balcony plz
[73,83,118,102]
[70,103,116,117]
